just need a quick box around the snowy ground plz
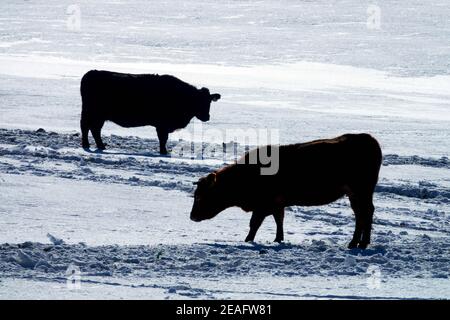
[0,129,448,299]
[1,0,449,299]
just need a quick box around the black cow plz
[80,70,221,154]
[191,134,382,249]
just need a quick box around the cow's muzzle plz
[190,216,202,222]
[197,114,210,122]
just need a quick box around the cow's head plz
[196,87,221,122]
[190,172,227,222]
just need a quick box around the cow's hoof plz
[82,143,90,149]
[160,149,169,155]
[96,144,106,150]
[274,238,284,243]
[357,243,369,250]
[348,241,358,249]
[244,236,254,242]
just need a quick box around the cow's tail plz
[358,133,382,189]
[345,133,382,193]
[80,70,97,100]
[80,71,94,148]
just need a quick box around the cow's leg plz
[245,211,267,242]
[359,196,375,249]
[273,208,285,243]
[349,194,374,249]
[80,111,90,149]
[156,127,169,155]
[348,195,364,249]
[91,120,106,150]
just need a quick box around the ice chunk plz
[47,233,65,245]
[15,250,37,269]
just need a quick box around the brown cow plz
[190,133,382,249]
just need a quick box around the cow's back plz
[81,70,176,103]
[80,70,200,128]
[279,133,381,185]
[237,134,381,207]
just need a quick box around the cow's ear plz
[206,172,217,186]
[210,93,221,102]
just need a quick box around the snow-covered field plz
[0,0,449,299]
